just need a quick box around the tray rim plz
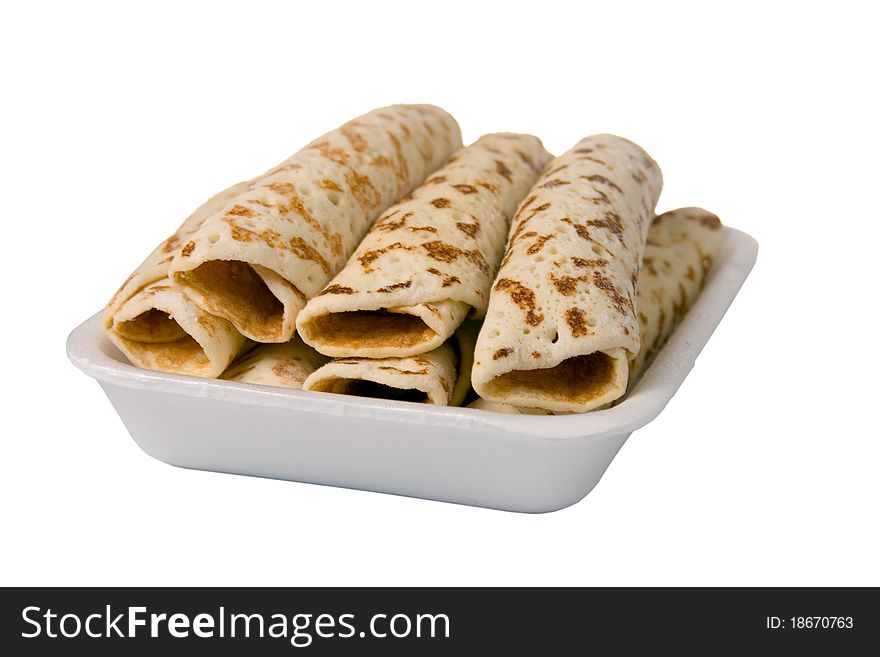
[67,227,758,443]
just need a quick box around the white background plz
[2,1,877,586]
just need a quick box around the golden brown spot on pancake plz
[550,273,585,296]
[341,126,367,152]
[593,271,632,315]
[375,210,412,232]
[377,281,412,293]
[389,132,409,184]
[358,242,414,273]
[574,147,594,155]
[671,296,684,324]
[422,241,489,274]
[229,223,256,242]
[494,278,543,326]
[162,235,180,253]
[532,351,541,359]
[508,203,552,244]
[631,168,647,184]
[695,212,722,230]
[345,170,380,212]
[539,179,570,189]
[518,195,538,213]
[585,189,612,206]
[425,269,459,287]
[262,182,342,256]
[526,234,555,255]
[524,202,551,219]
[271,361,306,382]
[456,222,479,238]
[197,314,216,337]
[227,204,256,217]
[495,160,513,182]
[424,304,440,315]
[560,218,597,245]
[493,348,513,360]
[304,311,437,351]
[545,164,569,177]
[379,366,428,375]
[587,210,625,243]
[370,154,393,168]
[582,174,623,194]
[477,181,499,194]
[642,257,658,276]
[452,184,478,194]
[685,265,696,282]
[485,352,616,405]
[639,312,648,326]
[630,268,639,289]
[565,308,591,337]
[317,284,355,296]
[409,226,438,233]
[267,163,302,175]
[581,156,608,167]
[426,175,446,185]
[289,237,331,274]
[181,241,196,257]
[312,141,350,165]
[516,150,540,171]
[422,120,436,137]
[431,197,452,208]
[571,256,608,269]
[318,179,343,192]
[142,285,173,296]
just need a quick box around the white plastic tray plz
[68,228,757,513]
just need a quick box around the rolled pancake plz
[628,207,723,382]
[472,135,662,413]
[296,134,552,358]
[303,345,456,405]
[468,208,722,413]
[169,105,462,343]
[221,338,329,388]
[105,181,254,376]
[303,324,477,406]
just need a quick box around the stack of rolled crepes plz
[298,132,553,403]
[105,104,462,380]
[105,107,725,412]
